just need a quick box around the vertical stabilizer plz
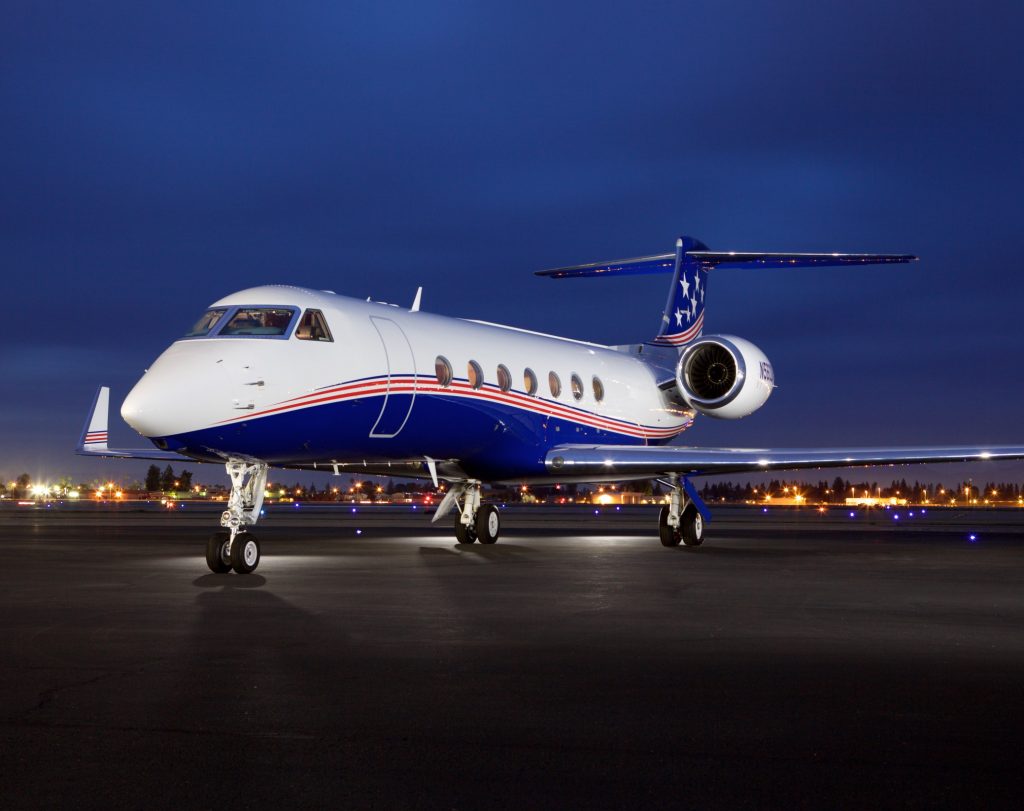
[650,236,708,350]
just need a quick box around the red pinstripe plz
[215,374,690,440]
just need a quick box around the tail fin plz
[536,236,916,352]
[650,237,708,348]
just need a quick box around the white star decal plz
[679,275,690,298]
[674,307,684,327]
[694,273,701,298]
[690,295,698,316]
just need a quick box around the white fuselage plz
[121,285,691,481]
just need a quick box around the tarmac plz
[2,502,1023,808]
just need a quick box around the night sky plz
[3,1,1022,484]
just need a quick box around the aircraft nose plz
[121,342,235,438]
[121,370,174,437]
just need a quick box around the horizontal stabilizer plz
[546,444,1024,478]
[687,251,917,270]
[536,253,676,279]
[536,241,916,279]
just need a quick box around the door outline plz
[369,316,417,438]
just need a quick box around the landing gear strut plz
[446,480,500,545]
[206,460,268,574]
[658,475,706,547]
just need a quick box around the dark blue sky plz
[3,1,1022,484]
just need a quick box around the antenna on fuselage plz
[410,286,423,312]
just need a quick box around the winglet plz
[79,386,110,451]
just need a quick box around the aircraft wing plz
[545,444,1024,478]
[76,386,195,462]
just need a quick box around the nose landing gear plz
[206,460,268,574]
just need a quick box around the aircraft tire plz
[206,531,232,573]
[454,516,476,544]
[681,504,705,547]
[658,506,682,547]
[231,532,261,574]
[475,505,500,544]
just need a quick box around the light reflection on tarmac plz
[1,505,1023,807]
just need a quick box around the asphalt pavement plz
[1,503,1023,808]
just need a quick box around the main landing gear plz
[658,474,707,547]
[206,460,268,574]
[444,480,500,545]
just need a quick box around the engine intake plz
[675,335,774,419]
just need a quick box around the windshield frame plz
[182,307,229,338]
[180,305,301,340]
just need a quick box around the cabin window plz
[593,376,605,402]
[295,309,333,342]
[496,364,512,392]
[524,368,538,396]
[548,371,561,398]
[570,373,583,401]
[435,356,453,387]
[219,307,295,336]
[468,360,484,390]
[184,308,227,337]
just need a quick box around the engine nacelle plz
[675,335,774,419]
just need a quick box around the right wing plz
[546,444,1024,478]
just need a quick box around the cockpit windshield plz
[219,307,296,336]
[184,308,227,337]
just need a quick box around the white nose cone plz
[121,341,238,438]
[121,372,170,438]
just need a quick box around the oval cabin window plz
[548,371,561,398]
[570,373,583,401]
[468,360,484,390]
[496,364,512,393]
[592,376,605,402]
[524,368,538,396]
[435,356,453,387]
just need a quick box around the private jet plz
[78,236,1024,573]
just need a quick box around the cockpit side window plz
[295,309,334,342]
[184,308,228,338]
[219,307,296,336]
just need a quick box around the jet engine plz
[675,335,774,419]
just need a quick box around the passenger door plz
[368,316,416,438]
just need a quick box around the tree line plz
[698,477,1024,503]
[144,465,193,493]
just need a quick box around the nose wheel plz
[206,531,232,573]
[230,532,261,573]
